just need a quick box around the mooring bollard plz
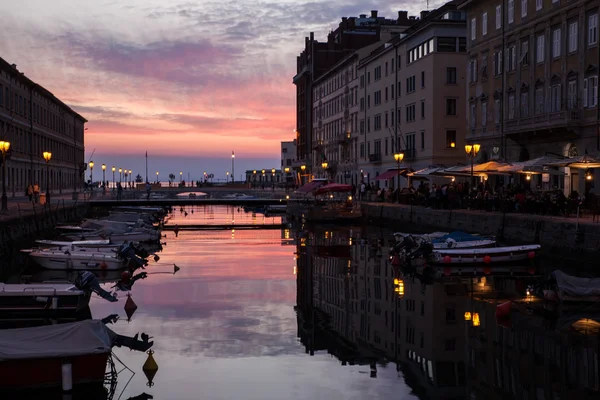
[61,361,72,392]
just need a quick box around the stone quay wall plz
[361,203,600,252]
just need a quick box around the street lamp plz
[43,151,52,204]
[111,166,116,189]
[156,171,159,184]
[129,170,132,187]
[271,168,275,182]
[231,151,235,184]
[89,161,94,184]
[180,171,183,183]
[0,141,10,212]
[124,169,128,188]
[465,143,481,197]
[102,164,106,189]
[118,168,122,183]
[226,171,230,182]
[394,152,405,200]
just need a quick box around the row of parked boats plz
[0,205,172,394]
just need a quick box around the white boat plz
[64,231,161,243]
[0,283,89,315]
[222,193,255,200]
[431,244,541,264]
[394,232,448,242]
[433,238,496,249]
[27,249,127,270]
[36,239,112,247]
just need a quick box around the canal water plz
[4,205,600,399]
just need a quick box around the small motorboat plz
[394,231,448,242]
[63,230,161,243]
[0,283,89,317]
[431,244,540,265]
[431,232,496,249]
[36,239,114,247]
[26,249,127,270]
[0,320,153,390]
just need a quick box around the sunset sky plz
[1,0,443,181]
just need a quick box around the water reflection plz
[296,226,600,400]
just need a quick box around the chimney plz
[10,64,16,69]
[371,10,378,18]
[420,11,430,20]
[398,11,408,21]
[359,14,367,18]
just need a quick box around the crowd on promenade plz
[358,180,600,218]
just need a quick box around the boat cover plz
[432,231,486,243]
[553,270,600,299]
[0,320,115,361]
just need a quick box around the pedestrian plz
[117,182,123,200]
[27,184,33,202]
[33,183,40,203]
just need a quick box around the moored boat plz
[0,283,89,317]
[26,249,127,270]
[36,239,114,247]
[431,244,540,265]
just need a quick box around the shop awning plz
[544,154,600,169]
[297,180,326,194]
[314,183,353,196]
[374,168,409,180]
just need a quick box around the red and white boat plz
[431,244,541,265]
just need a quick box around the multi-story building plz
[0,58,86,196]
[357,3,468,187]
[459,0,600,194]
[281,139,297,186]
[294,11,418,183]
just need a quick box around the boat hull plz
[431,245,540,265]
[28,252,126,270]
[0,353,109,389]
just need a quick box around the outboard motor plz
[75,271,118,302]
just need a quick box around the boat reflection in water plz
[295,227,600,399]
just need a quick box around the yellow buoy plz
[142,350,159,386]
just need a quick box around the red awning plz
[314,183,353,196]
[297,180,326,194]
[374,169,408,180]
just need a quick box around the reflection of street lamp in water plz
[43,152,52,204]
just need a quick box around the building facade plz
[357,4,468,187]
[0,58,86,196]
[281,140,297,185]
[459,0,600,194]
[294,10,418,183]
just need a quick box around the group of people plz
[25,183,41,203]
[357,179,596,217]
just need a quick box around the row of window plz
[313,63,358,100]
[468,75,598,128]
[313,89,358,121]
[0,83,77,136]
[2,123,78,164]
[5,165,79,191]
[357,129,457,160]
[471,1,588,42]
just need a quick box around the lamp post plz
[232,151,235,185]
[118,168,122,183]
[180,171,183,184]
[226,171,230,183]
[111,166,115,190]
[89,161,94,184]
[44,152,52,204]
[394,152,404,200]
[156,171,159,184]
[0,141,10,212]
[129,170,132,188]
[465,143,481,192]
[101,164,106,189]
[253,170,257,187]
[321,161,328,179]
[301,165,306,185]
[271,168,275,183]
[124,169,128,188]
[284,167,290,190]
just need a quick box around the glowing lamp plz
[101,164,106,171]
[301,165,306,171]
[112,166,116,172]
[284,167,290,173]
[472,312,481,327]
[321,162,328,169]
[393,278,399,285]
[88,161,94,169]
[464,311,472,321]
[0,141,10,152]
[43,151,52,162]
[394,152,404,162]
[450,141,456,148]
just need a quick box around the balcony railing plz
[504,108,583,135]
[368,153,382,163]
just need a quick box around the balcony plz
[368,153,382,163]
[504,108,584,140]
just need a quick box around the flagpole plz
[145,151,148,183]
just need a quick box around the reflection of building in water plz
[467,299,600,400]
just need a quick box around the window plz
[536,34,545,63]
[550,84,561,112]
[508,92,515,119]
[471,18,476,41]
[385,87,388,102]
[391,84,394,99]
[470,103,477,128]
[374,90,381,106]
[482,101,487,126]
[0,85,3,107]
[569,22,578,52]
[446,98,457,116]
[521,40,529,66]
[446,130,456,148]
[568,80,577,109]
[367,72,370,84]
[420,131,425,150]
[420,100,425,119]
[521,91,529,117]
[360,97,365,111]
[367,95,371,108]
[374,114,382,130]
[391,108,394,126]
[584,76,598,107]
[385,112,388,128]
[446,67,457,84]
[494,98,501,123]
[482,12,488,36]
[535,87,545,114]
[360,75,365,88]
[508,0,514,24]
[360,143,365,158]
[506,44,516,71]
[494,50,503,75]
[406,76,416,93]
[552,28,561,58]
[421,71,425,88]
[536,0,542,11]
[406,104,416,122]
[385,62,388,76]
[437,37,457,52]
[589,14,598,46]
[496,5,502,29]
[468,59,478,82]
[374,66,382,81]
[521,0,527,18]
[360,120,365,134]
